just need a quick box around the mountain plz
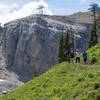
[1,44,100,100]
[2,12,93,82]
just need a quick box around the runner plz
[70,51,75,63]
[75,49,80,63]
[82,51,88,64]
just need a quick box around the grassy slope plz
[0,44,100,100]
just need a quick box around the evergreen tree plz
[58,34,65,63]
[97,12,100,20]
[97,12,100,29]
[88,22,97,48]
[88,3,98,48]
[32,69,38,79]
[99,12,100,18]
[88,30,95,48]
[88,3,100,14]
[88,3,97,21]
[64,32,71,62]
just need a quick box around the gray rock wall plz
[2,14,92,81]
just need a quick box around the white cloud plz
[80,0,88,2]
[0,0,53,25]
[0,3,18,13]
[80,0,95,2]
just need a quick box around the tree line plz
[58,32,72,63]
[88,3,100,48]
[58,3,100,63]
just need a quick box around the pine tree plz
[88,3,97,21]
[88,22,97,48]
[64,32,71,62]
[97,12,100,42]
[88,30,95,48]
[99,12,100,19]
[32,69,37,79]
[88,3,98,48]
[97,12,100,29]
[58,34,65,63]
[97,12,100,20]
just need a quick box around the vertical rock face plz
[0,41,23,95]
[3,14,92,81]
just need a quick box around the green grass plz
[0,62,100,100]
[0,44,100,100]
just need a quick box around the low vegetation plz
[87,43,100,64]
[0,64,100,100]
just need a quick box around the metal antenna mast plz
[36,5,45,15]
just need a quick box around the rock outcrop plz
[2,13,93,81]
[0,45,23,95]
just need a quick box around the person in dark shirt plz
[82,51,88,64]
[70,51,75,63]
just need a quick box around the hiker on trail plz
[75,49,80,63]
[82,51,87,64]
[70,50,74,63]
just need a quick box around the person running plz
[70,51,75,63]
[75,49,80,63]
[82,51,87,64]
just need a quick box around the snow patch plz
[0,79,6,82]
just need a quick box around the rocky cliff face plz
[0,44,23,95]
[2,13,93,81]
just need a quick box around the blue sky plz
[1,0,100,15]
[0,0,100,24]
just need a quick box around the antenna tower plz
[36,5,45,14]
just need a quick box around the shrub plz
[32,69,38,79]
[93,82,99,90]
[88,90,97,97]
[52,87,61,94]
[11,98,15,100]
[95,93,100,100]
[96,71,100,76]
[77,76,84,82]
[87,72,94,78]
[92,53,96,56]
[79,96,87,100]
[98,53,100,56]
[90,56,97,64]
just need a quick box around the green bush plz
[87,72,94,78]
[93,82,99,90]
[11,98,15,100]
[32,69,38,79]
[77,76,84,82]
[79,96,87,100]
[95,93,100,100]
[90,56,97,64]
[96,71,100,76]
[52,87,61,94]
[87,43,100,64]
[88,90,97,97]
[92,53,96,56]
